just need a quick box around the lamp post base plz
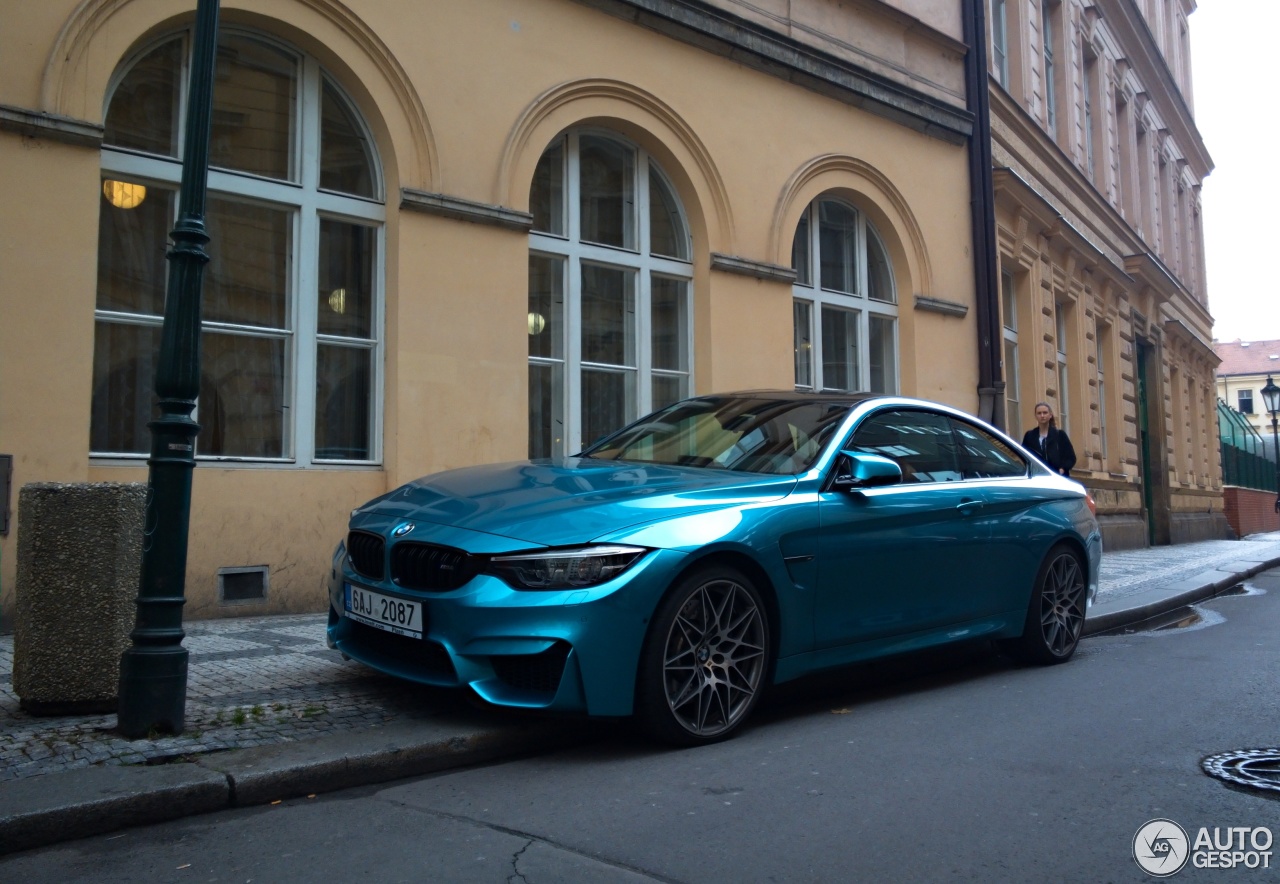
[117,647,189,738]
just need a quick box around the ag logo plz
[392,522,414,537]
[1134,819,1190,877]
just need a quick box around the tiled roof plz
[1213,339,1280,377]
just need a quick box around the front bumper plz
[326,542,688,717]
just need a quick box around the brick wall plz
[1222,486,1280,538]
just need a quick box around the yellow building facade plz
[986,0,1224,547]
[0,0,984,622]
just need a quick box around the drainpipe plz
[962,0,1005,429]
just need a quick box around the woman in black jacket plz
[1021,402,1077,476]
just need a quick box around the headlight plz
[487,545,647,590]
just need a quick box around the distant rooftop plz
[1214,339,1280,376]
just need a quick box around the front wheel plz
[1000,544,1086,665]
[636,566,770,746]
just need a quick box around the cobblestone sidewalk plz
[1097,535,1280,599]
[0,614,468,782]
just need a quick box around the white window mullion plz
[566,255,584,453]
[812,305,827,393]
[101,151,183,186]
[636,155,653,417]
[293,59,323,464]
[291,200,317,464]
[565,135,583,453]
[858,308,871,394]
[808,205,824,390]
[369,223,386,464]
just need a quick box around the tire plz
[1000,543,1087,665]
[636,566,771,746]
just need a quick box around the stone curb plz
[0,718,596,856]
[1082,555,1280,636]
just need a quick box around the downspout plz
[962,0,1005,429]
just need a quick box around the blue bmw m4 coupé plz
[327,393,1101,745]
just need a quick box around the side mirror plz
[832,451,903,491]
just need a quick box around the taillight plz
[1085,492,1097,517]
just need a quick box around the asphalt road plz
[5,572,1279,882]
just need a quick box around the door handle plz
[955,498,983,515]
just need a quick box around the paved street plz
[3,534,1279,783]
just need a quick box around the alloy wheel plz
[1039,552,1085,656]
[661,578,767,738]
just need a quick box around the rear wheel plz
[636,566,770,746]
[1000,544,1086,665]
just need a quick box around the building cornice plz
[573,0,973,144]
[399,189,533,231]
[0,103,101,148]
[710,254,795,283]
[1164,318,1219,364]
[913,295,969,318]
[992,165,1133,290]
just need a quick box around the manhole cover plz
[1203,749,1280,795]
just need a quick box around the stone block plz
[12,482,145,713]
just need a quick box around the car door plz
[951,416,1072,611]
[948,416,1041,618]
[814,408,993,648]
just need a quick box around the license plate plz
[345,583,423,639]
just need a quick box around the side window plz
[848,409,961,484]
[951,419,1028,479]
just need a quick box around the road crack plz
[508,838,533,883]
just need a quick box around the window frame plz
[1096,322,1110,463]
[527,129,694,457]
[93,27,386,467]
[792,197,899,395]
[1238,389,1255,415]
[1055,300,1070,435]
[1001,266,1021,430]
[1041,0,1060,135]
[1083,41,1099,182]
[991,0,1010,87]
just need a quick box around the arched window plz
[528,131,693,457]
[791,197,898,393]
[92,28,384,464]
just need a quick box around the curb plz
[0,718,597,856]
[1083,555,1280,636]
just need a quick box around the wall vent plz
[218,566,268,604]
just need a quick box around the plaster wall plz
[0,0,974,622]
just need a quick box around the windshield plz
[581,396,854,474]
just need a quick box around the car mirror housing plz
[831,451,903,491]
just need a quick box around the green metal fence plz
[1219,398,1278,492]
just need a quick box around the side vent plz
[218,565,269,604]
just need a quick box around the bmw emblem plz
[392,522,414,537]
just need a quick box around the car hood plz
[354,458,798,547]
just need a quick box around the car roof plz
[698,390,882,405]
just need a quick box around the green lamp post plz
[117,0,221,739]
[1261,375,1280,513]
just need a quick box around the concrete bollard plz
[12,482,146,714]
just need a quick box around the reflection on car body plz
[327,392,1102,745]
